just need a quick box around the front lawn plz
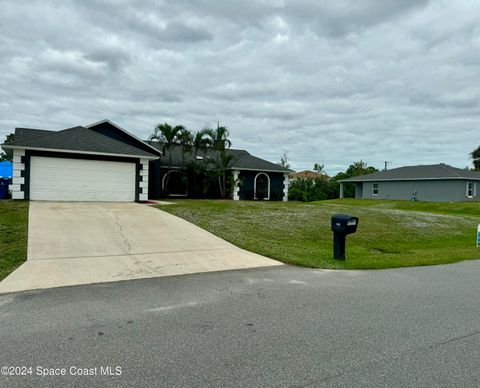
[155,199,480,269]
[0,200,29,280]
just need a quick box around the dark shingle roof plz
[15,128,55,140]
[7,126,158,158]
[341,164,480,182]
[147,142,292,173]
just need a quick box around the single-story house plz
[1,120,161,201]
[2,119,290,202]
[147,142,291,201]
[339,164,480,202]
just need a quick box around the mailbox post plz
[331,214,359,260]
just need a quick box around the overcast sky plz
[1,0,479,174]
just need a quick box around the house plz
[1,120,161,201]
[147,142,291,201]
[289,170,329,181]
[1,119,290,202]
[339,164,480,202]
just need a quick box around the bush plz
[288,178,339,202]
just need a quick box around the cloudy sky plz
[1,0,479,174]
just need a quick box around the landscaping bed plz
[0,200,29,280]
[156,199,480,269]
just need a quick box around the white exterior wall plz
[10,149,25,199]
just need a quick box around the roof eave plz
[340,177,480,183]
[3,145,158,160]
[229,166,291,173]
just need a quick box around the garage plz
[3,120,161,202]
[30,157,136,202]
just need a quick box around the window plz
[372,183,379,195]
[254,173,270,200]
[162,170,188,197]
[466,182,475,198]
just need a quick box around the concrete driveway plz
[0,202,281,293]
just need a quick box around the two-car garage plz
[5,120,161,202]
[29,157,136,202]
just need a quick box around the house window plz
[372,183,379,196]
[162,170,188,197]
[254,172,270,200]
[466,182,475,198]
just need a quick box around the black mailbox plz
[331,214,359,260]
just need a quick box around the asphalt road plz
[1,261,480,387]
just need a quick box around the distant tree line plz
[288,160,378,202]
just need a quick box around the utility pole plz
[384,161,391,171]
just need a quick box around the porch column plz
[283,173,289,202]
[232,170,240,200]
[339,182,344,199]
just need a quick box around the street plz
[1,262,480,387]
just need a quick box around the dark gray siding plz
[89,122,158,156]
[359,180,479,202]
[238,170,284,200]
[149,160,163,199]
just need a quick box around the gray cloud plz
[1,0,479,174]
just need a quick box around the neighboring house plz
[339,164,480,202]
[1,119,290,202]
[1,120,160,201]
[289,170,329,181]
[147,142,291,201]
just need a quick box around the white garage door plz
[30,156,136,201]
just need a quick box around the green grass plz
[155,199,480,269]
[0,200,29,280]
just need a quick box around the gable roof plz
[147,142,292,173]
[4,126,159,159]
[341,164,480,182]
[86,119,162,157]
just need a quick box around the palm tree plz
[204,124,231,153]
[149,123,185,189]
[189,129,210,197]
[177,128,194,167]
[204,124,232,198]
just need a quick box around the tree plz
[289,177,339,202]
[278,153,290,169]
[345,160,377,177]
[149,123,185,189]
[189,129,210,197]
[471,146,480,170]
[333,160,378,198]
[177,128,194,167]
[204,124,232,198]
[313,163,325,174]
[0,133,14,161]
